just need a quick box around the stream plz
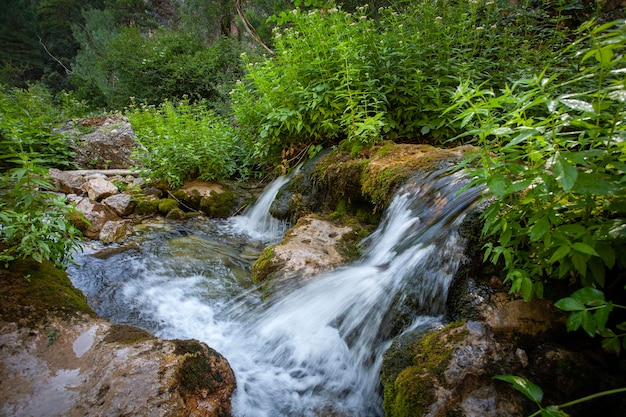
[67,167,481,417]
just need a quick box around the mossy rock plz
[173,339,230,395]
[157,198,179,214]
[0,258,95,325]
[198,187,234,218]
[251,246,277,285]
[134,199,160,215]
[381,321,467,417]
[165,207,186,220]
[103,323,154,345]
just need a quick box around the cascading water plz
[67,167,481,417]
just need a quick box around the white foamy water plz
[68,168,480,417]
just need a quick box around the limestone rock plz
[102,193,135,216]
[48,168,85,194]
[99,219,134,244]
[381,321,524,417]
[0,317,236,417]
[253,216,353,283]
[483,295,566,337]
[74,198,120,238]
[173,180,235,218]
[85,178,118,201]
[59,115,145,169]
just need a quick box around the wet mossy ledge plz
[0,257,95,326]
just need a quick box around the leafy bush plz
[0,85,85,269]
[232,1,572,164]
[127,99,252,187]
[448,20,626,351]
[72,23,244,112]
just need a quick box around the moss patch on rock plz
[381,321,467,417]
[173,340,227,396]
[251,246,277,285]
[104,323,154,345]
[0,258,95,325]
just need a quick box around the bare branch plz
[233,0,275,56]
[39,37,72,74]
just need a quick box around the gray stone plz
[48,168,85,195]
[99,220,134,244]
[75,198,120,238]
[102,193,135,216]
[85,178,118,201]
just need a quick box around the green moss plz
[104,323,154,344]
[0,258,95,325]
[381,321,468,417]
[165,207,186,220]
[158,198,179,214]
[252,246,276,285]
[174,340,225,396]
[134,199,160,215]
[199,188,234,218]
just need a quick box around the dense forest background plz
[2,0,626,360]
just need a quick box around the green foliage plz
[494,374,626,417]
[127,99,252,188]
[72,26,243,112]
[0,152,84,269]
[0,84,78,171]
[448,20,626,349]
[232,1,572,164]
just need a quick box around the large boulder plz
[59,115,144,169]
[102,193,135,217]
[99,219,134,244]
[0,259,236,417]
[85,177,119,201]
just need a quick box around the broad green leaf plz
[571,242,600,257]
[571,287,605,305]
[493,375,543,405]
[581,310,597,337]
[529,217,550,242]
[595,242,616,269]
[571,252,588,277]
[487,174,507,198]
[566,311,583,331]
[521,277,534,302]
[594,303,613,330]
[549,245,571,263]
[601,336,622,353]
[554,297,585,312]
[553,153,578,191]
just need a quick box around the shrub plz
[448,20,626,351]
[127,99,252,187]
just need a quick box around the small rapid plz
[67,167,481,417]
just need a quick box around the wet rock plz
[102,193,135,216]
[85,177,118,201]
[483,294,566,337]
[0,259,236,417]
[173,180,235,218]
[381,321,524,417]
[48,168,86,194]
[98,219,134,244]
[252,216,354,283]
[59,115,145,169]
[74,198,120,238]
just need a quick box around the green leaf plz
[594,303,613,330]
[571,242,600,257]
[571,287,605,305]
[581,310,597,337]
[493,375,543,405]
[555,297,585,312]
[566,311,583,331]
[487,174,507,198]
[553,153,578,191]
[558,98,595,113]
[521,277,534,302]
[549,245,571,263]
[529,217,550,242]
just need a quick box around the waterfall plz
[229,165,301,242]
[67,167,481,417]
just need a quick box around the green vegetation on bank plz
[0,0,624,357]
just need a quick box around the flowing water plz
[68,167,481,417]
